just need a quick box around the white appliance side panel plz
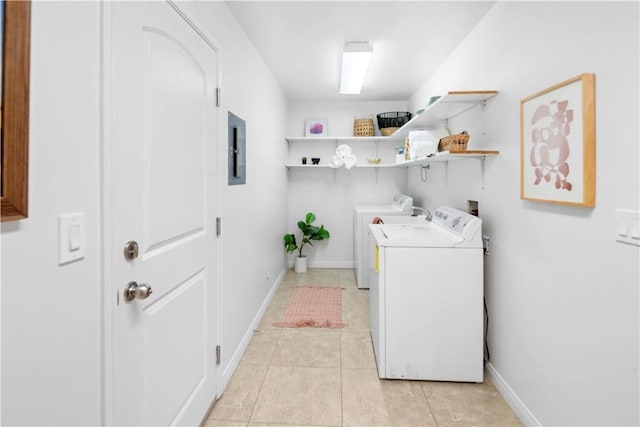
[356,211,414,289]
[383,247,484,382]
[368,231,385,376]
[354,210,361,286]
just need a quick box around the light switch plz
[616,209,640,247]
[616,216,628,237]
[68,225,81,251]
[59,213,86,264]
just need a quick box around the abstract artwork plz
[304,119,328,137]
[520,74,595,207]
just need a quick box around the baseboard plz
[219,267,287,393]
[286,260,355,269]
[485,362,541,427]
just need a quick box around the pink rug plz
[273,286,347,328]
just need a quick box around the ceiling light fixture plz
[340,42,372,95]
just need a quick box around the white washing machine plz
[367,206,484,382]
[353,194,414,289]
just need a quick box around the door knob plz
[123,281,153,302]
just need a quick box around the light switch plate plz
[59,213,86,264]
[616,209,640,247]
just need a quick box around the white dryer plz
[353,194,414,289]
[368,206,484,382]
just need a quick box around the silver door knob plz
[123,281,153,302]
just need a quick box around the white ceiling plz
[226,1,496,102]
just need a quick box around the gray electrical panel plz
[228,112,246,185]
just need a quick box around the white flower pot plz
[294,256,308,273]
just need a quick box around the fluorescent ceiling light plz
[340,42,372,95]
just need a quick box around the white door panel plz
[144,273,206,426]
[144,29,206,246]
[109,2,218,426]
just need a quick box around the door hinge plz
[216,345,221,365]
[216,217,221,237]
[216,87,221,107]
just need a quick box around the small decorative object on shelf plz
[353,115,375,137]
[377,111,411,136]
[305,119,328,136]
[438,131,470,152]
[311,157,320,165]
[395,147,405,164]
[330,144,357,169]
[428,95,441,105]
[301,157,307,165]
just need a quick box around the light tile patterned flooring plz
[205,268,523,427]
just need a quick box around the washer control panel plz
[433,206,480,238]
[392,194,414,213]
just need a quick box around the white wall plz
[1,1,288,425]
[172,2,289,387]
[407,2,639,426]
[286,101,410,267]
[1,2,102,425]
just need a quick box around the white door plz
[108,2,218,425]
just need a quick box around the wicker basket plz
[353,116,375,137]
[380,127,399,137]
[438,131,470,152]
[377,111,411,128]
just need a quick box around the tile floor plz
[205,268,523,427]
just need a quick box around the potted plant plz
[283,212,330,273]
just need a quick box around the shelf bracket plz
[444,161,449,187]
[480,156,486,190]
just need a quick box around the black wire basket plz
[376,111,412,130]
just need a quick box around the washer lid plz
[355,205,406,214]
[375,223,463,247]
[354,194,413,214]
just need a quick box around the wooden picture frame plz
[1,0,31,221]
[520,73,595,207]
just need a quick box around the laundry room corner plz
[286,100,411,268]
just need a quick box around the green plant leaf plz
[285,243,297,253]
[305,212,316,225]
[316,226,330,239]
[283,234,298,253]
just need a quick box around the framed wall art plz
[304,119,328,137]
[520,73,595,207]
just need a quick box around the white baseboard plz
[218,267,287,393]
[310,260,354,268]
[286,260,355,269]
[485,362,541,427]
